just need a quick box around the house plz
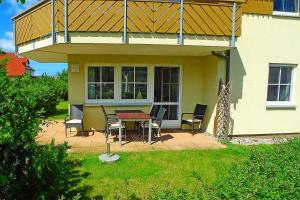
[0,52,34,77]
[12,0,300,137]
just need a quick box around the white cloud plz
[0,31,14,52]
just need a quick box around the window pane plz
[122,83,134,99]
[88,67,100,82]
[135,84,147,99]
[274,0,284,11]
[162,83,170,102]
[267,85,279,101]
[280,67,292,84]
[154,68,162,102]
[279,85,291,101]
[102,83,114,99]
[269,67,280,84]
[170,68,179,83]
[88,83,100,99]
[135,67,147,82]
[170,83,179,102]
[102,67,114,82]
[169,105,178,120]
[122,67,134,82]
[163,68,170,83]
[284,0,298,12]
[161,105,178,120]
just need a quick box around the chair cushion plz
[141,122,159,129]
[109,122,125,130]
[182,119,202,123]
[66,119,82,124]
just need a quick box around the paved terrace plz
[37,121,225,153]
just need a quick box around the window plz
[88,66,114,99]
[122,67,147,100]
[267,64,294,103]
[274,0,300,14]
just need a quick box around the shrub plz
[21,72,68,116]
[213,138,300,199]
[0,63,90,199]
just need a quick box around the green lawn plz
[46,101,68,120]
[71,145,249,199]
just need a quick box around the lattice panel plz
[214,81,232,139]
[68,0,123,32]
[15,2,52,45]
[184,3,241,36]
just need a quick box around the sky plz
[0,0,66,76]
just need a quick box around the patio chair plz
[149,105,160,120]
[135,105,159,132]
[101,106,126,141]
[181,104,207,131]
[141,107,166,141]
[65,104,84,136]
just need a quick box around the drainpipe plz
[64,0,68,43]
[212,50,230,84]
[51,0,56,44]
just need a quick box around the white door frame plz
[153,65,182,128]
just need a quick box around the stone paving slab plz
[36,121,226,153]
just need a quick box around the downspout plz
[211,1,236,84]
[212,50,230,84]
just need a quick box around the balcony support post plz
[123,0,128,43]
[64,0,68,43]
[230,2,237,47]
[51,0,56,44]
[178,0,184,45]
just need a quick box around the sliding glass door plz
[154,67,181,127]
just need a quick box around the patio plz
[37,121,225,153]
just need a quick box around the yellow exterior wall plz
[231,14,300,135]
[68,54,222,131]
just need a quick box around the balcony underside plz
[20,42,231,62]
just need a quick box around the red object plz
[0,52,34,76]
[115,110,150,120]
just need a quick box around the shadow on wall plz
[230,48,246,109]
[229,48,246,135]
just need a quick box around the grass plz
[70,145,250,199]
[46,100,68,120]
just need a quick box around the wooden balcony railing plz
[13,0,243,46]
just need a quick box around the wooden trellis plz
[214,80,232,139]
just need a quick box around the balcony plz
[13,0,244,62]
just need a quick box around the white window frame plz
[273,0,300,16]
[85,64,153,105]
[266,63,297,108]
[87,66,115,100]
[121,66,148,101]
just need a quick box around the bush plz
[214,138,300,199]
[0,63,90,199]
[25,75,67,116]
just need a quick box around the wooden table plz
[115,110,152,144]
